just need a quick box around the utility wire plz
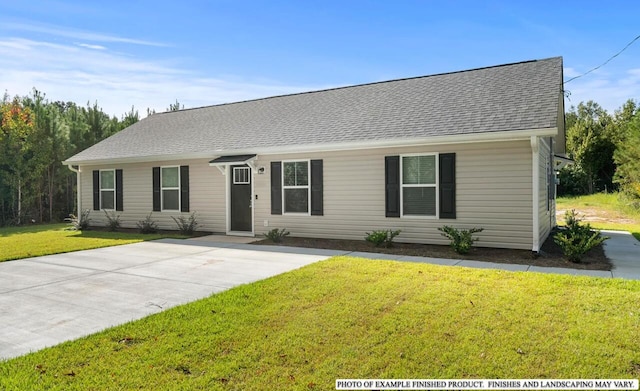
[564,33,640,84]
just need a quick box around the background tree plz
[0,96,35,224]
[565,101,619,194]
[0,90,146,225]
[614,109,640,204]
[167,99,183,112]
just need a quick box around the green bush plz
[554,209,608,263]
[264,228,290,243]
[136,213,159,234]
[66,209,91,231]
[438,226,484,254]
[365,229,401,248]
[172,212,199,235]
[104,210,121,231]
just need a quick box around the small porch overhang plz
[209,154,257,174]
[554,154,574,170]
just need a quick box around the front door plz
[230,165,252,232]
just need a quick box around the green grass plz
[557,192,640,240]
[0,224,186,262]
[1,257,639,389]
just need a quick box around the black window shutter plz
[180,165,190,212]
[115,169,124,211]
[385,156,400,217]
[310,159,323,216]
[270,161,282,215]
[152,167,161,212]
[92,170,100,211]
[439,153,456,219]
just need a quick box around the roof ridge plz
[155,57,562,116]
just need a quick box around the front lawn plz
[1,257,639,389]
[0,224,186,262]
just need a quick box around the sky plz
[0,1,638,118]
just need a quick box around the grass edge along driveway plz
[0,224,186,262]
[1,256,639,390]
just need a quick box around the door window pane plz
[233,167,250,184]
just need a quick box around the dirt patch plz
[556,208,636,225]
[255,230,611,271]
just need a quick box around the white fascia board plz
[63,127,558,166]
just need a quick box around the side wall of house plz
[79,140,535,249]
[255,140,533,249]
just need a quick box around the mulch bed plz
[254,231,611,271]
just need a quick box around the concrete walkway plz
[602,230,640,279]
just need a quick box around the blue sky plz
[0,1,638,117]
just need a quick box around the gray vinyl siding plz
[79,158,226,232]
[255,140,533,250]
[538,137,553,245]
[79,140,535,249]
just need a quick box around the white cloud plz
[76,43,106,50]
[564,68,640,112]
[0,37,322,117]
[563,67,581,78]
[2,21,168,47]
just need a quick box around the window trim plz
[99,169,116,211]
[160,165,181,212]
[400,153,439,219]
[282,159,311,216]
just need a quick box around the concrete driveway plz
[0,239,341,360]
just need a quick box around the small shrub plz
[365,229,401,248]
[66,209,91,231]
[137,213,159,234]
[438,225,484,254]
[172,212,199,235]
[104,210,121,231]
[264,228,290,243]
[554,209,608,263]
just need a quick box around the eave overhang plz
[63,127,558,167]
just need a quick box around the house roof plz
[65,57,563,165]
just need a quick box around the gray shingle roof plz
[65,57,563,164]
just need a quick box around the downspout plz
[531,136,540,253]
[67,165,81,215]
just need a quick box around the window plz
[401,154,437,217]
[233,167,250,184]
[282,160,309,214]
[100,170,115,210]
[161,166,180,211]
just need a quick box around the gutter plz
[531,136,540,253]
[66,165,81,215]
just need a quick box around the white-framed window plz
[100,169,115,210]
[282,160,310,214]
[161,166,180,211]
[401,154,438,217]
[233,167,250,184]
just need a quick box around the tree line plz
[560,99,640,206]
[1,88,639,226]
[0,90,143,225]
